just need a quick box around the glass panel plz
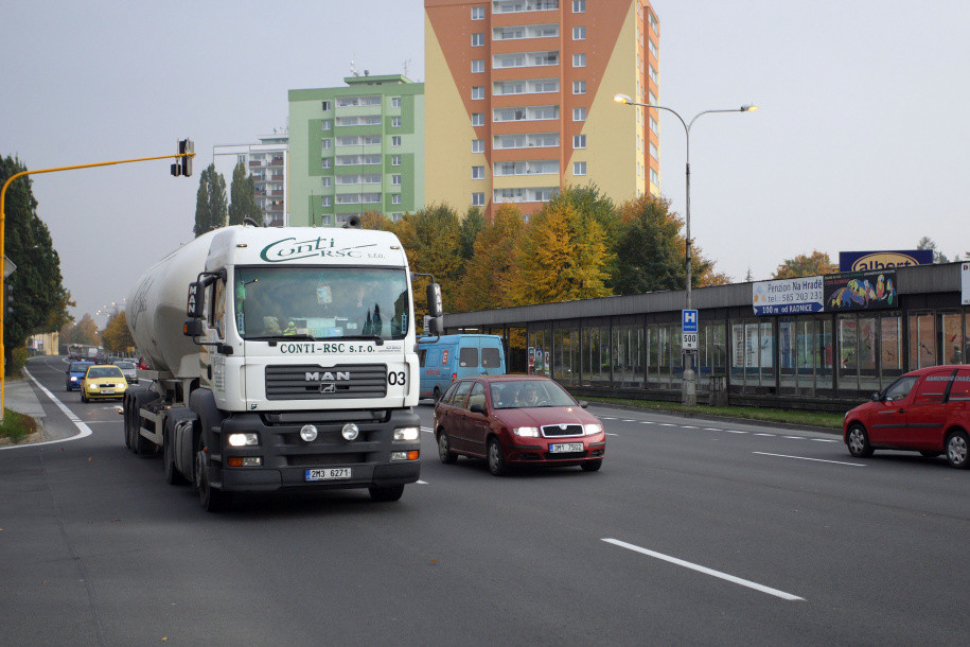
[858,316,879,393]
[941,312,964,364]
[759,321,774,386]
[909,313,936,369]
[528,329,551,377]
[613,324,643,387]
[880,314,903,386]
[818,317,833,389]
[779,317,796,389]
[458,347,479,368]
[838,314,858,391]
[796,317,817,391]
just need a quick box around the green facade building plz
[288,74,425,227]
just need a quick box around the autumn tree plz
[227,161,262,226]
[1,155,74,372]
[193,163,228,237]
[360,211,395,231]
[394,205,464,314]
[101,311,134,353]
[772,251,838,279]
[67,314,100,346]
[457,204,524,311]
[513,197,613,306]
[459,207,485,262]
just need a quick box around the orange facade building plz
[425,0,660,219]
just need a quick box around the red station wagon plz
[433,375,606,476]
[843,365,970,469]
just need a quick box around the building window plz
[321,176,332,188]
[650,168,660,186]
[391,97,401,108]
[472,192,485,206]
[573,161,587,175]
[572,80,586,95]
[649,90,658,105]
[322,158,332,169]
[392,117,402,127]
[471,86,485,100]
[648,38,658,58]
[573,26,586,40]
[392,136,402,146]
[572,53,586,68]
[472,113,485,126]
[650,142,659,159]
[472,166,485,179]
[573,107,587,121]
[650,116,659,135]
[321,139,332,150]
[321,120,332,131]
[573,134,586,149]
[472,139,485,153]
[472,59,485,73]
[472,33,485,47]
[392,155,401,166]
[392,174,402,185]
[321,196,332,207]
[472,6,485,20]
[649,64,658,84]
[572,0,585,13]
[392,194,402,205]
[321,101,331,111]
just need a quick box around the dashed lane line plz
[753,451,865,467]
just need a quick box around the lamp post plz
[614,93,757,405]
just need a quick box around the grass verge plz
[0,409,39,444]
[580,396,846,430]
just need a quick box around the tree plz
[394,205,464,314]
[916,236,961,263]
[513,197,613,305]
[227,161,262,226]
[459,207,485,262]
[101,311,134,353]
[193,163,227,237]
[360,211,395,231]
[1,155,74,373]
[457,204,524,311]
[772,250,838,279]
[70,314,101,346]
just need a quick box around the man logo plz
[319,383,337,394]
[305,371,351,382]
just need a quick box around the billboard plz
[839,250,933,272]
[824,270,897,311]
[752,276,824,315]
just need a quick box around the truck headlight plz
[393,426,420,441]
[583,423,604,436]
[228,433,259,447]
[514,426,540,437]
[300,425,318,442]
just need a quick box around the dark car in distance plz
[433,375,606,475]
[66,361,95,391]
[843,364,970,469]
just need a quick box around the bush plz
[9,346,30,374]
[0,409,38,444]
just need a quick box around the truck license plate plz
[550,442,584,454]
[305,468,352,481]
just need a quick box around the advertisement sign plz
[960,263,970,306]
[752,276,824,315]
[839,250,933,272]
[824,270,897,312]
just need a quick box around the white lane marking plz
[753,452,865,467]
[1,368,93,451]
[659,423,675,427]
[754,433,776,437]
[811,438,838,443]
[640,421,655,425]
[682,425,698,429]
[704,427,721,431]
[421,427,434,434]
[622,419,636,422]
[601,417,618,420]
[602,538,805,602]
[725,430,747,434]
[783,436,804,440]
[417,480,429,485]
[606,433,620,437]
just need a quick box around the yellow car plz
[81,364,129,402]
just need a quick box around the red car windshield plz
[490,380,575,409]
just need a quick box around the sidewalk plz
[2,374,49,444]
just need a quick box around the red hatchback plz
[843,365,970,469]
[433,376,606,476]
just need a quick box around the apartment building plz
[425,0,660,219]
[288,74,425,227]
[214,131,289,227]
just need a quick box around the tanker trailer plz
[124,223,443,511]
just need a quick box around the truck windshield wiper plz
[248,333,317,341]
[318,334,385,346]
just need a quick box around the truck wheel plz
[163,418,189,486]
[196,438,231,512]
[369,485,405,502]
[126,387,159,454]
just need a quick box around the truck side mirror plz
[427,282,443,318]
[184,319,204,337]
[427,316,444,335]
[186,281,204,319]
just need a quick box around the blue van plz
[418,334,506,400]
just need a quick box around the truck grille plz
[265,364,387,401]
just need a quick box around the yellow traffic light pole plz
[0,147,195,425]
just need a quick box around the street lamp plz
[614,93,757,405]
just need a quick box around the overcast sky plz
[3,0,969,324]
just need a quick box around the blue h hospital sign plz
[682,309,698,333]
[682,310,698,351]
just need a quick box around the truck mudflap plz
[210,408,421,493]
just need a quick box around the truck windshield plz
[233,266,410,342]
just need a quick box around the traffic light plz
[5,282,12,315]
[171,139,194,177]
